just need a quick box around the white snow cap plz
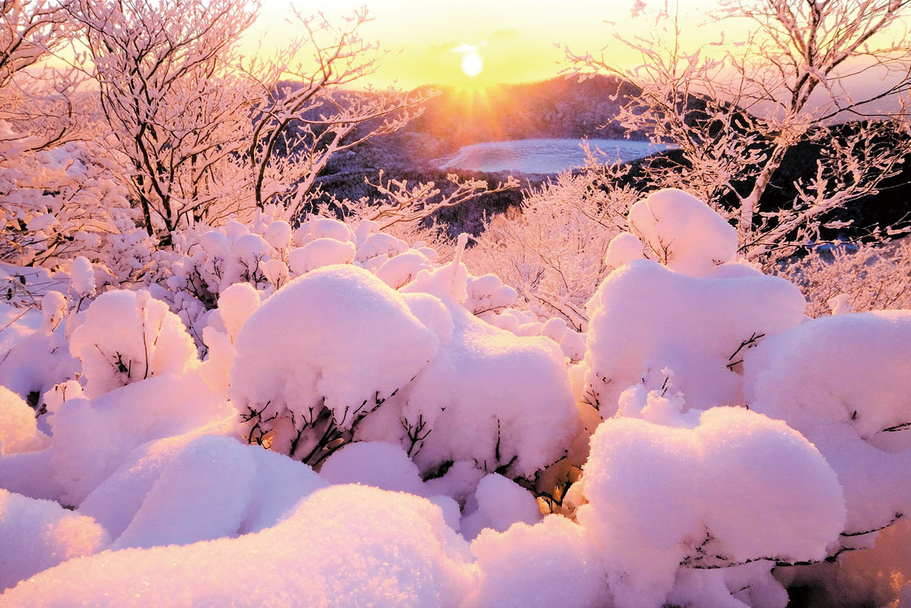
[628,188,739,276]
[605,231,644,271]
[70,256,97,298]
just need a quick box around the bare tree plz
[0,0,70,89]
[567,0,911,264]
[65,0,259,242]
[1,0,79,150]
[240,8,432,219]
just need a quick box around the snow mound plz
[745,310,911,441]
[49,372,236,506]
[0,489,110,591]
[467,515,609,608]
[319,440,425,495]
[460,473,541,539]
[0,485,476,607]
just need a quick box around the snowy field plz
[437,139,666,173]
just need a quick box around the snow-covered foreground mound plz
[1,190,909,607]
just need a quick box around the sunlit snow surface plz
[438,138,666,173]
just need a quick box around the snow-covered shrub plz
[582,258,806,415]
[49,372,235,506]
[627,188,739,276]
[0,132,140,270]
[229,264,439,463]
[0,291,78,401]
[576,407,845,608]
[744,310,911,545]
[69,290,199,398]
[466,165,636,330]
[775,239,911,317]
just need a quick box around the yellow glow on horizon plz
[246,1,752,91]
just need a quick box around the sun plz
[461,51,483,77]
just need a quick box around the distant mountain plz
[343,74,641,173]
[408,75,642,149]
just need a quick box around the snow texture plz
[628,188,739,276]
[0,485,475,607]
[0,489,110,591]
[584,259,806,415]
[578,407,845,608]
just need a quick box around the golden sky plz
[250,0,725,90]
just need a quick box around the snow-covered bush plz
[744,311,911,541]
[582,194,807,416]
[775,239,911,317]
[2,175,910,607]
[69,290,199,398]
[576,407,845,608]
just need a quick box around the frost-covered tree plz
[567,0,911,264]
[240,8,431,217]
[65,0,259,241]
[0,0,70,90]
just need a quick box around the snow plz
[583,258,806,415]
[0,489,110,591]
[49,372,236,506]
[0,485,476,607]
[605,231,644,271]
[460,473,542,539]
[438,138,666,174]
[288,237,357,274]
[628,188,739,276]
